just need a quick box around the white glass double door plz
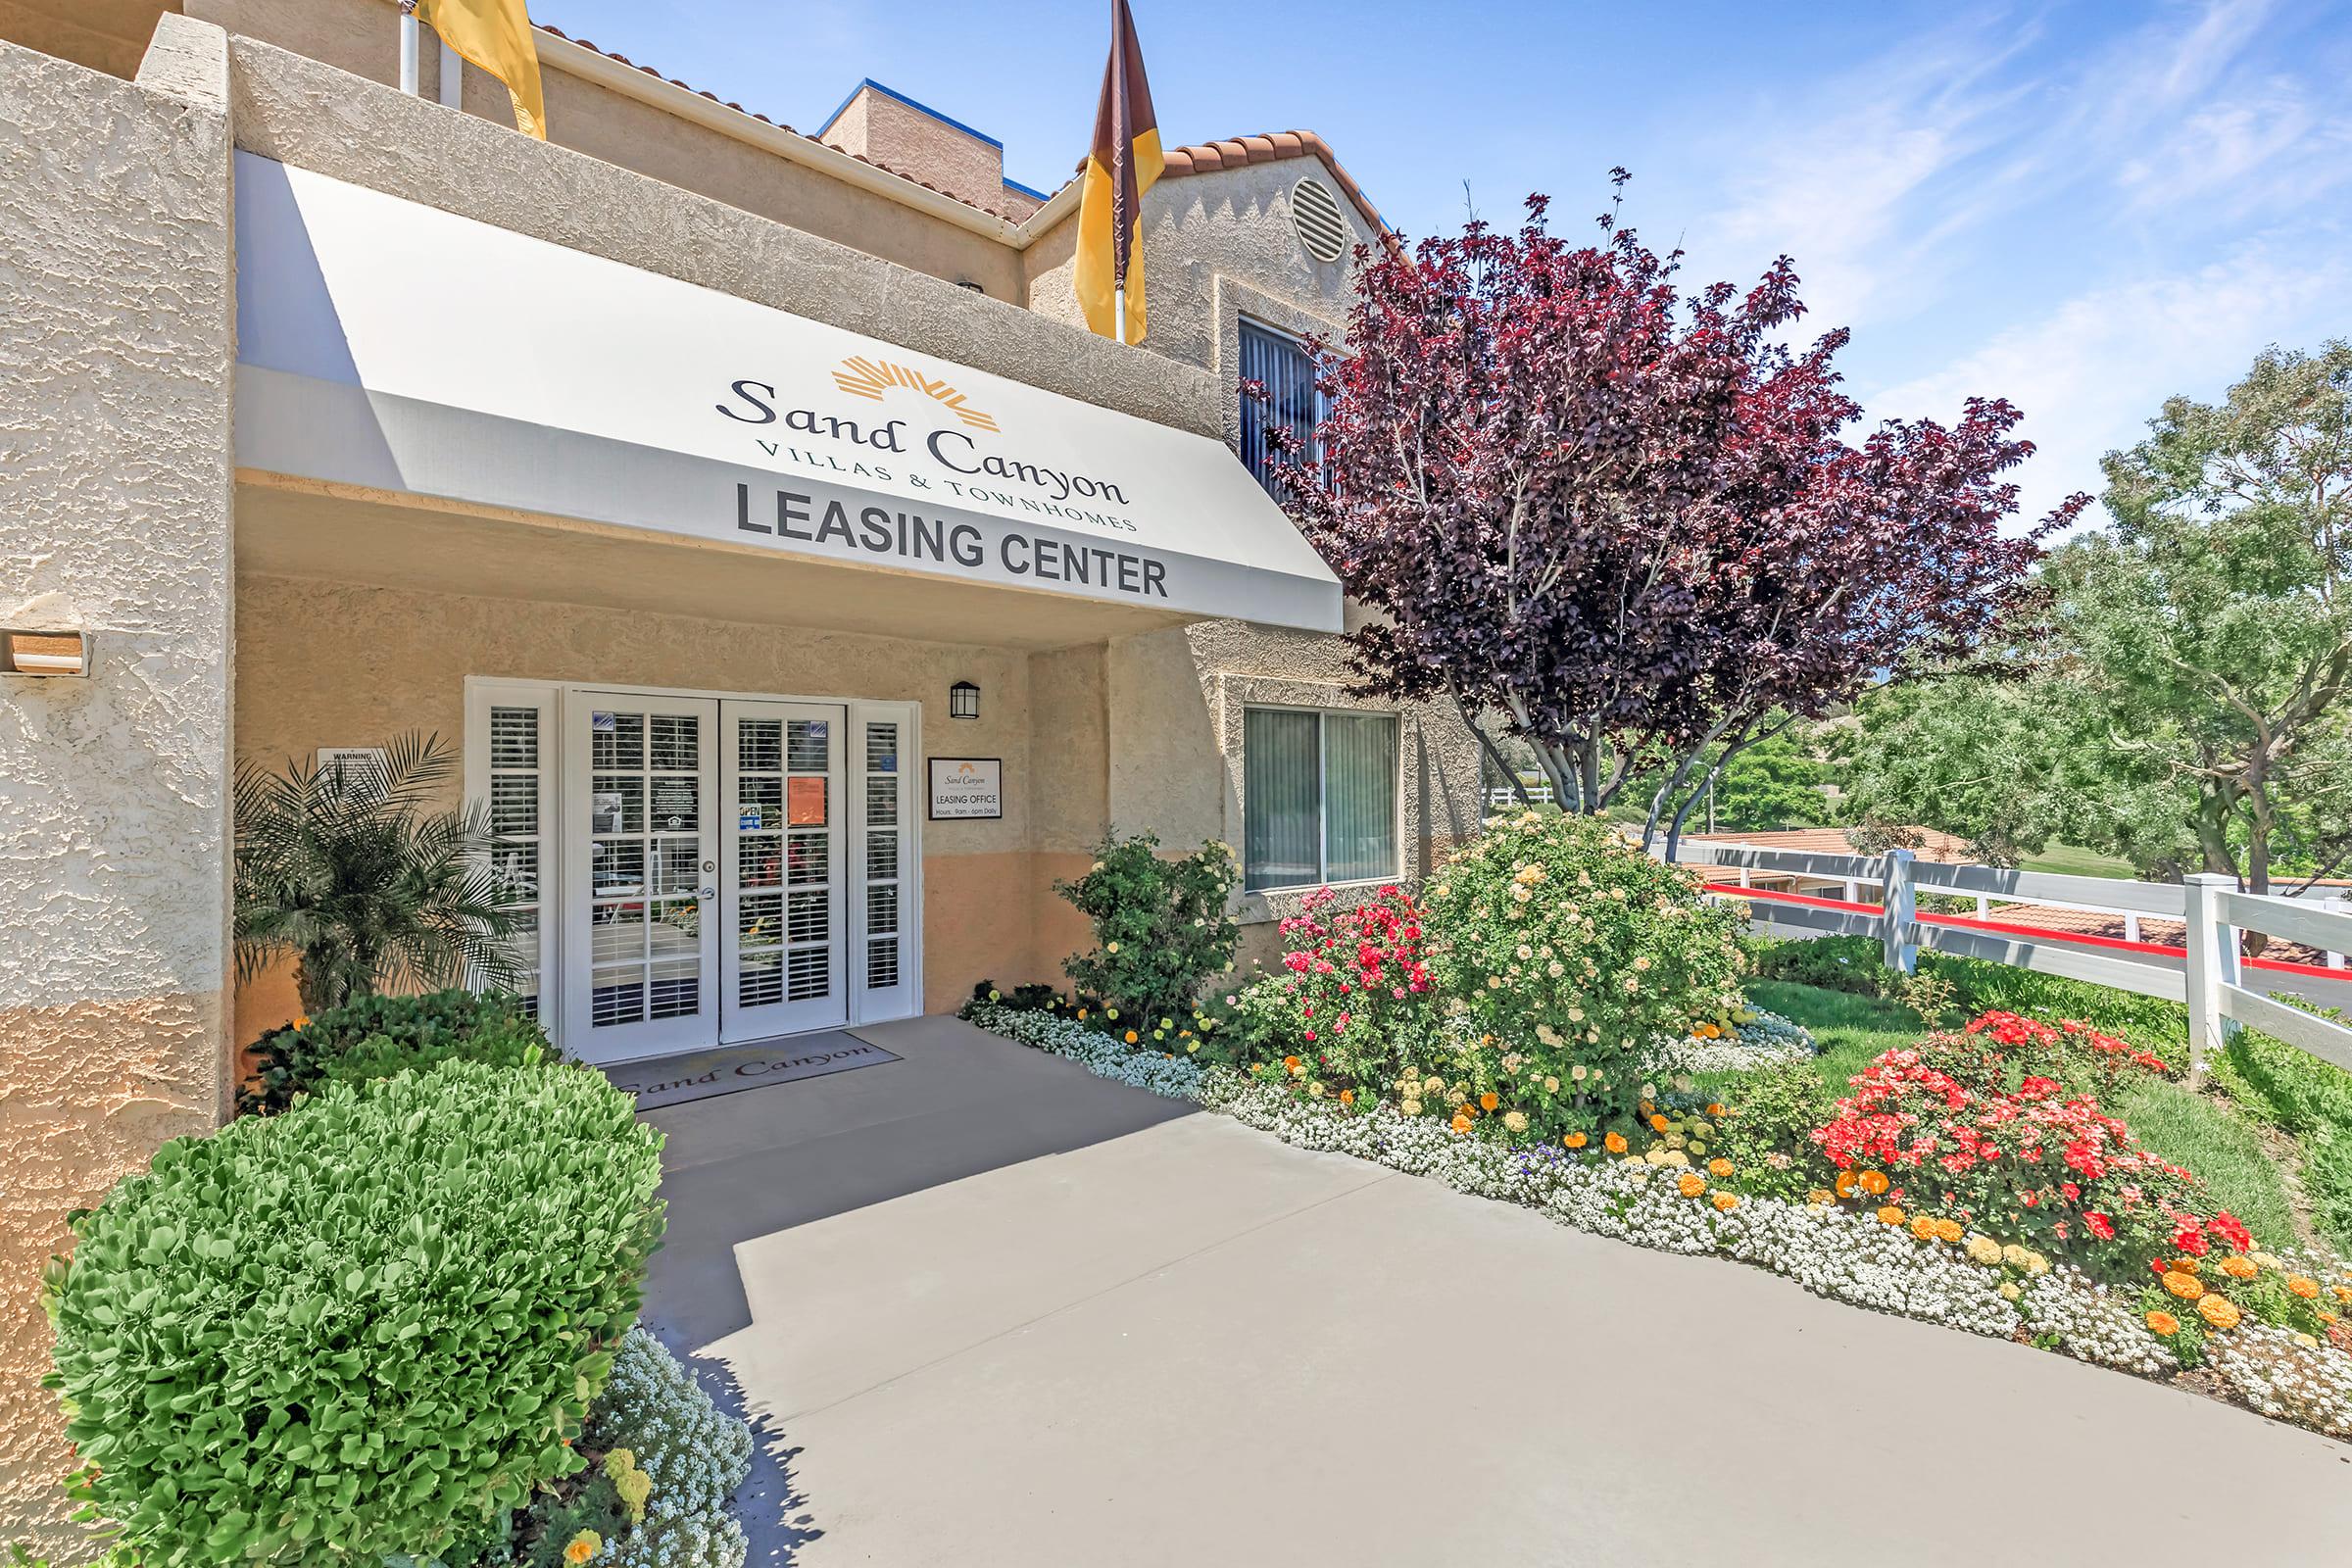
[558,690,916,1064]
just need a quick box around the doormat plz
[603,1030,900,1111]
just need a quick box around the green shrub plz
[1751,937,2193,1056]
[46,1060,665,1566]
[1712,1058,1836,1201]
[241,987,554,1115]
[2209,1023,2352,1138]
[1056,833,1240,1021]
[1751,935,1895,997]
[2305,1130,2352,1257]
[1420,810,1747,1137]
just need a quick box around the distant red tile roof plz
[1687,827,1973,863]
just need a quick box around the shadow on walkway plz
[631,1012,1193,1563]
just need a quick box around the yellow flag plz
[411,0,546,140]
[1075,0,1162,343]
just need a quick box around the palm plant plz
[234,732,523,1014]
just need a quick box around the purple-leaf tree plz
[1269,177,2082,856]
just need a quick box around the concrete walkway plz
[640,1015,2352,1567]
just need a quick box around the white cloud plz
[1863,237,2352,533]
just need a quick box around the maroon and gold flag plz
[1075,0,1163,344]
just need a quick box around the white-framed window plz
[464,681,559,1021]
[1243,706,1398,892]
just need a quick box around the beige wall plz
[0,0,177,76]
[232,571,1117,1031]
[0,22,235,1554]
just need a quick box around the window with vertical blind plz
[1243,708,1398,891]
[1238,318,1324,496]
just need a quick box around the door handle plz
[700,886,716,900]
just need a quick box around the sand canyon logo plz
[829,356,999,432]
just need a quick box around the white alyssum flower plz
[590,1328,755,1568]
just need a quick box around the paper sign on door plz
[788,776,827,825]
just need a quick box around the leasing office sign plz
[229,155,1345,631]
[717,362,1173,601]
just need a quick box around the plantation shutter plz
[465,681,558,1022]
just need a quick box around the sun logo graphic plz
[831,356,1000,432]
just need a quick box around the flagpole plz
[399,12,420,94]
[1114,284,1127,346]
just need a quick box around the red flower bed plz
[1809,1010,2226,1274]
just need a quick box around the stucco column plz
[0,18,236,1552]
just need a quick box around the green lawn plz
[2019,843,2138,879]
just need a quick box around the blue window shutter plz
[1239,320,1322,496]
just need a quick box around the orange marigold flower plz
[1934,1218,1964,1245]
[1835,1170,1859,1199]
[2145,1309,2180,1337]
[1877,1204,1905,1226]
[2171,1256,2201,1276]
[2288,1275,2321,1299]
[1910,1215,1938,1241]
[1338,1088,1354,1105]
[1283,1055,1302,1071]
[1712,1192,1740,1212]
[1124,1031,1139,1044]
[1564,1132,1589,1150]
[2163,1271,2205,1301]
[1604,1132,1628,1154]
[1649,1113,1670,1133]
[1481,1092,1501,1112]
[2196,1294,2241,1331]
[1450,1112,1473,1134]
[1706,1102,1727,1118]
[1859,1170,1890,1197]
[2219,1255,2258,1280]
[1707,1157,1735,1178]
[1678,1171,1707,1199]
[2333,1285,2352,1305]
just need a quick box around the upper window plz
[1238,319,1324,497]
[1243,707,1398,892]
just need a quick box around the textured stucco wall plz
[218,28,1218,439]
[0,21,234,1554]
[232,572,1111,1025]
[1024,156,1372,374]
[1106,608,1485,934]
[0,0,178,76]
[183,0,1032,297]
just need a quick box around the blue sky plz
[536,0,2352,530]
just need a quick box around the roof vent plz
[1290,176,1348,263]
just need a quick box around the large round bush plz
[1421,810,1747,1137]
[45,1059,665,1565]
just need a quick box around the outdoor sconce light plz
[1,627,92,677]
[949,680,980,720]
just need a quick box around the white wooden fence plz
[1662,839,2352,1081]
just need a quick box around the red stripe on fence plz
[1717,882,2347,981]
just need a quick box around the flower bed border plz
[967,1004,2352,1442]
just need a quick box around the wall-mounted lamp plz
[949,680,980,720]
[1,627,92,677]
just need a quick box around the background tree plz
[1275,178,2070,857]
[234,732,522,1013]
[1845,342,2352,891]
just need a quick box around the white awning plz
[230,153,1343,633]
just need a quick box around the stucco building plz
[0,0,1482,1540]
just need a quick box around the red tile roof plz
[1158,130,1391,238]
